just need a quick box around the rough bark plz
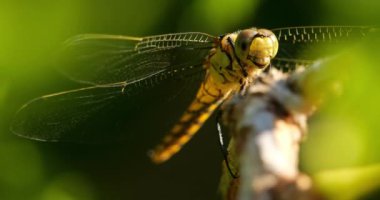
[219,60,340,200]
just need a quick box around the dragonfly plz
[11,26,372,164]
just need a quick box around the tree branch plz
[219,60,340,200]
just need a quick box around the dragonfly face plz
[235,28,278,73]
[10,26,372,164]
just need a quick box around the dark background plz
[1,0,380,199]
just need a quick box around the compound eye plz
[240,38,249,52]
[237,30,256,50]
[235,29,258,59]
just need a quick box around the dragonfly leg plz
[227,37,248,77]
[264,62,272,73]
[216,110,239,179]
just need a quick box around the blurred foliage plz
[1,0,380,199]
[38,173,95,200]
[178,0,258,33]
[301,30,380,199]
[314,163,380,200]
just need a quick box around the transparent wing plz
[11,70,206,143]
[271,26,374,71]
[60,32,216,85]
[11,83,130,142]
[12,31,214,142]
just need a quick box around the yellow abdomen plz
[150,72,230,163]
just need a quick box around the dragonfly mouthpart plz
[248,55,271,69]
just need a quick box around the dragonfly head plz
[235,28,279,72]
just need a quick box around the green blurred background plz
[1,0,380,199]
